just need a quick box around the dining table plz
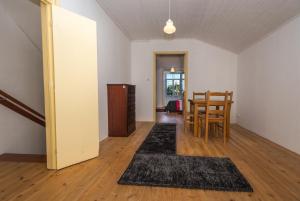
[188,99,234,137]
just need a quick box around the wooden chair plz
[226,91,233,137]
[199,91,229,143]
[193,92,206,100]
[215,91,233,138]
[192,92,206,114]
[184,92,206,132]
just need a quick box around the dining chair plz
[184,92,206,132]
[199,91,229,143]
[193,92,206,100]
[215,91,233,138]
[226,91,233,137]
[192,92,207,115]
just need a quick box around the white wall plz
[60,0,131,140]
[0,1,45,154]
[237,15,300,155]
[131,39,238,122]
[156,55,184,107]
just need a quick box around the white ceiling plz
[96,0,300,53]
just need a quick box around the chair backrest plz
[228,91,233,108]
[193,92,206,101]
[205,91,229,117]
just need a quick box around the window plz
[165,72,184,96]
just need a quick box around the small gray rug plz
[136,123,176,155]
[118,123,253,192]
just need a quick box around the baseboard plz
[156,107,166,112]
[0,153,46,163]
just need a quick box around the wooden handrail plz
[0,90,45,127]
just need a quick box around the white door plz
[44,5,99,169]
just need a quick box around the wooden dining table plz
[188,99,233,137]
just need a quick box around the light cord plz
[169,0,171,19]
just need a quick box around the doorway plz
[153,52,188,123]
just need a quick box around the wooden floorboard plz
[0,113,300,201]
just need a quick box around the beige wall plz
[237,15,300,155]
[0,1,45,154]
[131,39,238,122]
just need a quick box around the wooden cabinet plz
[107,84,136,137]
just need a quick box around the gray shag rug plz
[118,123,253,192]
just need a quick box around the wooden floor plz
[1,112,300,201]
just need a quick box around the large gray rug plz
[118,123,253,192]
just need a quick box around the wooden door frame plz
[40,0,60,5]
[153,51,189,121]
[40,0,60,169]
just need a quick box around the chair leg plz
[227,119,230,139]
[205,121,209,143]
[223,121,227,144]
[213,123,217,137]
[198,119,200,137]
[199,119,202,137]
[218,123,222,137]
[196,121,199,137]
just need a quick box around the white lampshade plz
[164,19,176,34]
[170,67,175,72]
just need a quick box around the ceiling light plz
[170,67,175,72]
[164,0,176,34]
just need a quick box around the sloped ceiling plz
[97,0,300,53]
[0,0,42,51]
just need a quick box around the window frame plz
[164,71,185,97]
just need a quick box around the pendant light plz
[164,0,176,34]
[170,67,175,72]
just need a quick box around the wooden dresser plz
[107,84,136,137]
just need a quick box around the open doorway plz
[153,52,188,123]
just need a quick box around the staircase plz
[0,89,46,162]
